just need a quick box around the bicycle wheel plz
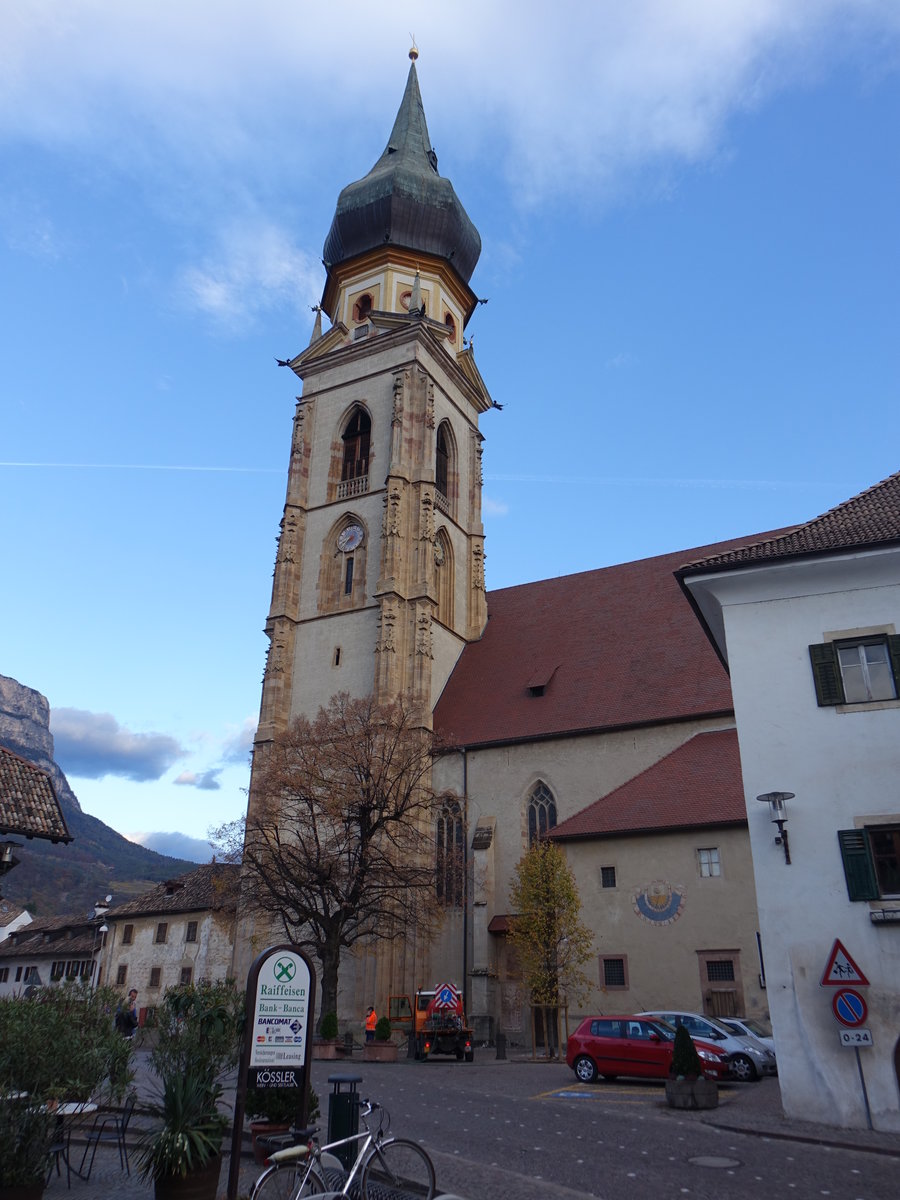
[361,1137,436,1199]
[251,1158,328,1199]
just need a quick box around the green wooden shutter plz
[887,635,900,694]
[837,829,879,901]
[809,642,844,706]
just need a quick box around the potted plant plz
[245,1086,319,1166]
[137,980,243,1199]
[0,982,132,1199]
[363,1016,399,1063]
[665,1024,718,1110]
[312,1011,340,1060]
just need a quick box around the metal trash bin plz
[326,1073,361,1170]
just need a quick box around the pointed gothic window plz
[527,781,557,847]
[436,797,464,908]
[434,529,453,628]
[436,425,449,499]
[434,420,456,517]
[341,408,371,482]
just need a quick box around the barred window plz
[600,955,628,989]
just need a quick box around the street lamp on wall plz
[756,791,794,865]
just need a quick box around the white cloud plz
[174,769,223,791]
[220,718,256,765]
[2,2,898,210]
[50,707,184,781]
[178,221,322,328]
[483,497,510,517]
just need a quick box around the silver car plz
[638,1009,777,1081]
[719,1015,776,1056]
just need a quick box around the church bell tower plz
[255,50,493,747]
[234,53,494,991]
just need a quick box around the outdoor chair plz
[46,1124,72,1189]
[76,1092,136,1179]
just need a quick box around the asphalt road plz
[44,1050,900,1199]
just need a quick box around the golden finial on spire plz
[409,36,418,61]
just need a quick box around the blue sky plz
[2,2,898,855]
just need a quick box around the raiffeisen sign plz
[228,943,317,1200]
[249,947,314,1079]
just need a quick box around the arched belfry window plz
[436,796,464,908]
[341,408,370,483]
[527,781,557,847]
[435,420,456,516]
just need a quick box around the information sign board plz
[248,946,313,1088]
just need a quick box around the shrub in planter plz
[374,1017,393,1042]
[670,1023,703,1080]
[138,981,243,1198]
[319,1011,339,1040]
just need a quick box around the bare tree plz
[238,693,444,1023]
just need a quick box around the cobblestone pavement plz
[44,1050,900,1200]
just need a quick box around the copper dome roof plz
[322,62,481,285]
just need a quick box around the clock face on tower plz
[337,524,364,553]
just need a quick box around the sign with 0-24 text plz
[248,948,311,1086]
[839,1028,873,1047]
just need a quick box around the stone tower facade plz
[234,57,492,1004]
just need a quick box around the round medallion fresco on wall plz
[633,880,686,925]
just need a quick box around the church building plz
[234,53,770,1048]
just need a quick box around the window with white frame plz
[698,847,721,877]
[527,781,557,846]
[810,635,900,706]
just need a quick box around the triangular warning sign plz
[820,939,869,987]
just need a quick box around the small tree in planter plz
[314,1011,340,1059]
[665,1024,718,1110]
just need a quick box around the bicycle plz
[249,1098,436,1199]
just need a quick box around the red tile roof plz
[434,534,783,748]
[681,470,900,573]
[550,728,745,840]
[0,745,71,843]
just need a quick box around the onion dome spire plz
[322,54,481,284]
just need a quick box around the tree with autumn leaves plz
[227,693,446,1024]
[508,840,593,1057]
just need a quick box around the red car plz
[566,1015,729,1083]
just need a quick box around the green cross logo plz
[273,958,296,982]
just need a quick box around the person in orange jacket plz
[365,1005,377,1042]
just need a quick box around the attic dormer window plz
[528,685,545,698]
